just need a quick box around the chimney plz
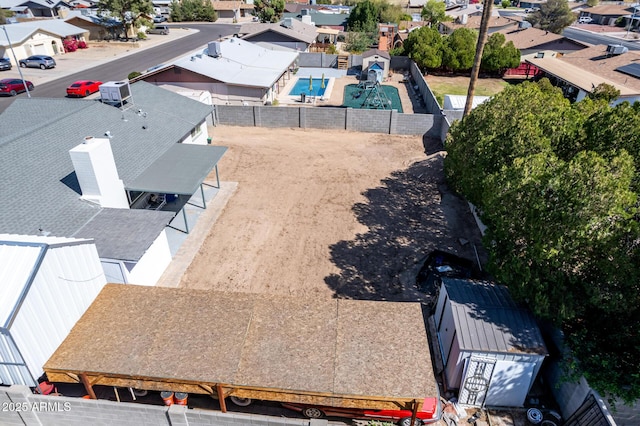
[69,137,129,208]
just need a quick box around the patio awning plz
[125,144,227,195]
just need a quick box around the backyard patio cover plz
[44,284,439,411]
[125,144,227,195]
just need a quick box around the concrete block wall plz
[214,105,443,137]
[346,108,392,134]
[303,108,347,130]
[255,106,300,128]
[0,386,320,426]
[390,56,412,70]
[409,62,442,115]
[298,53,339,68]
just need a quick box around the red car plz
[66,80,102,97]
[0,78,34,96]
[282,397,440,426]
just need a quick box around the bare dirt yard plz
[179,126,486,304]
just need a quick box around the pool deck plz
[277,67,426,113]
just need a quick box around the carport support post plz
[200,184,207,209]
[216,384,227,412]
[410,399,418,426]
[79,373,97,399]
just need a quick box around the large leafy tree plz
[445,79,640,403]
[170,0,217,22]
[526,0,575,34]
[401,26,444,70]
[441,28,476,71]
[98,0,153,40]
[347,0,380,33]
[421,0,449,27]
[253,0,285,23]
[481,33,520,74]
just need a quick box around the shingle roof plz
[240,19,318,44]
[74,209,174,261]
[362,48,390,60]
[496,26,587,50]
[0,82,212,239]
[442,278,548,355]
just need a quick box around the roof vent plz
[606,44,628,56]
[208,41,222,57]
[283,17,293,28]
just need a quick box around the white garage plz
[433,277,548,407]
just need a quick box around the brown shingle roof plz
[584,4,632,15]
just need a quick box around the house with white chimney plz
[0,81,227,286]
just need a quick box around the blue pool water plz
[289,78,327,96]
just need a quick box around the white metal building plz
[433,277,548,407]
[0,234,107,387]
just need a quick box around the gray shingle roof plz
[0,82,213,241]
[442,278,548,355]
[73,208,174,261]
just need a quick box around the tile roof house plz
[527,44,640,105]
[137,38,299,105]
[579,4,633,25]
[211,0,254,20]
[0,81,226,286]
[239,18,318,51]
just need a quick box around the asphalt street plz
[0,23,240,113]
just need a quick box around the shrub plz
[128,71,142,80]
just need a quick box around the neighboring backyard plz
[426,75,509,107]
[179,126,486,304]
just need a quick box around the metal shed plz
[45,284,439,412]
[433,278,547,407]
[0,234,106,387]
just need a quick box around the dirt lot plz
[179,126,486,304]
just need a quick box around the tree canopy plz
[421,0,449,27]
[442,28,476,71]
[253,0,285,23]
[97,0,153,39]
[526,0,575,34]
[444,79,640,403]
[347,0,380,33]
[170,0,217,22]
[481,33,521,73]
[402,26,444,69]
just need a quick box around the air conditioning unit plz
[606,44,628,56]
[207,41,221,58]
[99,81,132,104]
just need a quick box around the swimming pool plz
[289,78,328,96]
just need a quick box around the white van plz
[147,25,170,35]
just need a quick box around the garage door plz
[33,44,47,55]
[485,360,535,407]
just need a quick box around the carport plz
[44,284,440,417]
[125,144,227,233]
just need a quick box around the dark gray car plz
[0,58,11,71]
[19,55,56,69]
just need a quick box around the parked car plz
[282,397,440,426]
[19,55,56,69]
[0,57,11,71]
[66,80,103,97]
[524,7,539,13]
[147,25,170,35]
[153,15,167,23]
[0,78,34,96]
[578,16,593,24]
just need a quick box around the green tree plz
[421,0,449,27]
[170,0,217,22]
[0,8,5,25]
[347,0,380,33]
[402,26,444,70]
[442,27,476,71]
[588,82,621,103]
[253,0,285,23]
[481,32,520,73]
[445,78,640,402]
[526,0,575,34]
[316,0,332,4]
[98,0,154,40]
[586,0,598,6]
[344,25,377,53]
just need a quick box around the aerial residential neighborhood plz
[0,0,639,425]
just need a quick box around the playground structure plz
[351,80,394,110]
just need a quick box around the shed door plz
[485,360,535,407]
[458,357,495,406]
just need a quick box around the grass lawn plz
[426,75,509,108]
